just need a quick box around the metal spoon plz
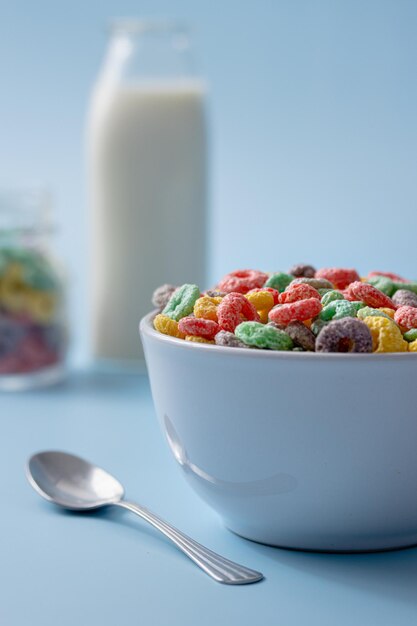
[26,451,263,585]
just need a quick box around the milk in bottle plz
[87,21,207,361]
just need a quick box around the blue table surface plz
[1,369,417,626]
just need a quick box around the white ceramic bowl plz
[140,312,417,552]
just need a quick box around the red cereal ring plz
[394,306,417,330]
[368,271,408,283]
[345,281,396,309]
[178,316,220,340]
[217,269,269,294]
[217,292,260,332]
[269,298,322,325]
[279,283,320,304]
[247,287,280,305]
[315,267,360,290]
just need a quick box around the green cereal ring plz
[393,281,417,295]
[321,290,345,307]
[311,318,328,336]
[235,321,293,350]
[404,328,417,342]
[264,272,293,293]
[317,288,333,297]
[23,258,59,291]
[367,276,395,296]
[320,300,364,321]
[357,306,393,322]
[162,284,200,321]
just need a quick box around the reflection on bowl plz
[140,312,417,552]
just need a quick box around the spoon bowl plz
[28,451,124,510]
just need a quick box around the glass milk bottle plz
[87,20,207,362]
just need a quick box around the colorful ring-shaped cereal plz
[284,321,315,351]
[279,283,320,304]
[264,272,294,293]
[315,267,360,290]
[235,321,293,350]
[178,316,220,340]
[194,296,223,321]
[392,289,417,308]
[362,316,408,352]
[368,271,408,283]
[217,292,260,332]
[287,263,316,278]
[366,276,396,296]
[394,306,417,331]
[403,329,417,342]
[320,299,364,321]
[269,298,322,325]
[290,277,333,290]
[344,281,396,310]
[153,313,186,339]
[247,287,280,305]
[217,269,268,294]
[321,290,345,307]
[245,289,275,311]
[215,330,250,348]
[162,283,200,321]
[152,284,178,310]
[315,318,373,353]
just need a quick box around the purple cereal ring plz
[214,330,251,348]
[284,321,316,351]
[316,318,373,353]
[392,289,417,308]
[152,284,178,310]
[288,263,316,278]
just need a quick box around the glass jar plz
[87,20,207,363]
[0,189,67,390]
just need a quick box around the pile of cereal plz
[0,247,66,374]
[151,266,417,353]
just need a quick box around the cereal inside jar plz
[0,189,67,389]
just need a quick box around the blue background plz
[0,0,416,361]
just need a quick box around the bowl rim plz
[140,311,417,361]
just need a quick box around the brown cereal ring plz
[316,318,373,353]
[288,263,316,278]
[290,277,333,290]
[284,321,316,351]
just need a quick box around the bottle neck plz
[99,20,196,86]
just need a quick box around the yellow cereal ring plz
[153,313,186,339]
[363,316,408,353]
[27,290,57,323]
[0,277,28,313]
[185,335,215,344]
[379,307,395,320]
[245,290,274,312]
[258,309,270,324]
[194,296,223,321]
[3,262,25,282]
[408,339,417,352]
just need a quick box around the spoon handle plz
[113,500,263,585]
